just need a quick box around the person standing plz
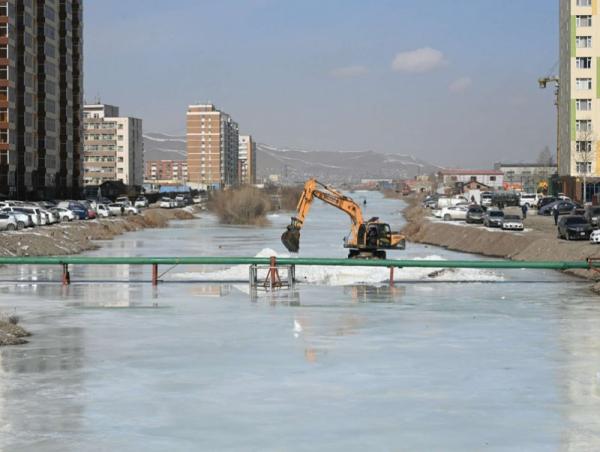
[521,203,528,220]
[553,207,559,226]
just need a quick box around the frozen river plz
[0,192,599,451]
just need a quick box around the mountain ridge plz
[143,132,441,183]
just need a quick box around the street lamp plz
[538,76,560,194]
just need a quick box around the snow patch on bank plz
[172,248,504,285]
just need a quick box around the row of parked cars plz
[0,195,150,231]
[159,194,194,209]
[429,203,525,231]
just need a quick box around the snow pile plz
[171,249,504,285]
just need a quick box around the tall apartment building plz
[0,0,83,199]
[187,104,239,189]
[238,135,256,185]
[559,0,600,198]
[144,160,188,184]
[83,104,144,187]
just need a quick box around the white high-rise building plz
[238,135,256,185]
[83,104,144,187]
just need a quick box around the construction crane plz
[281,179,406,259]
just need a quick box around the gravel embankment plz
[400,195,600,282]
[0,207,197,257]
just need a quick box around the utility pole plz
[538,76,560,194]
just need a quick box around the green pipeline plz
[0,256,595,271]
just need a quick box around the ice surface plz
[0,192,596,451]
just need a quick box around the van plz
[519,193,539,208]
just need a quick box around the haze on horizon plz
[85,0,558,168]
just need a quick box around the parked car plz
[57,201,89,220]
[96,204,111,218]
[1,208,29,229]
[0,212,17,231]
[108,203,126,216]
[501,215,524,231]
[18,206,44,226]
[537,196,557,210]
[441,205,469,221]
[539,200,579,216]
[159,197,175,209]
[519,193,539,208]
[436,196,469,209]
[123,205,139,216]
[483,210,505,228]
[590,229,600,244]
[557,216,593,240]
[87,208,98,220]
[466,206,486,224]
[422,195,439,209]
[52,207,76,222]
[481,192,493,207]
[40,209,59,225]
[585,206,600,227]
[115,196,131,206]
[134,196,149,208]
[2,207,33,228]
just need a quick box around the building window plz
[576,161,592,173]
[577,99,592,111]
[576,78,593,90]
[0,107,7,122]
[576,57,592,69]
[577,15,593,27]
[577,0,592,5]
[0,4,6,16]
[0,24,7,38]
[577,36,593,48]
[0,130,7,143]
[577,119,593,132]
[490,176,496,181]
[576,140,593,152]
[0,45,7,59]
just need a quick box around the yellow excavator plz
[281,179,406,259]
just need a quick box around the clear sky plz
[84,0,559,168]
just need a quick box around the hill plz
[143,132,440,183]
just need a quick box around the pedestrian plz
[553,207,559,226]
[521,203,528,220]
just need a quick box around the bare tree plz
[536,146,555,166]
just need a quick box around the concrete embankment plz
[400,195,600,282]
[0,207,196,257]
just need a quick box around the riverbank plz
[0,207,197,257]
[400,195,600,282]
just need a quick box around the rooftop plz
[439,169,504,176]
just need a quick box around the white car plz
[123,205,139,216]
[0,212,18,231]
[115,197,131,206]
[591,229,600,244]
[519,193,539,208]
[96,204,111,218]
[108,203,125,216]
[159,197,175,209]
[441,206,469,221]
[500,215,524,231]
[134,197,149,208]
[53,207,75,222]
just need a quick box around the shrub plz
[209,187,272,225]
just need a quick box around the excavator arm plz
[282,179,364,252]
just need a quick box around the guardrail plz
[0,256,597,287]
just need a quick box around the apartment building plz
[83,104,144,187]
[558,0,600,200]
[238,135,256,185]
[0,0,83,199]
[144,160,188,184]
[187,103,239,189]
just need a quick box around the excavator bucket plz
[281,226,300,253]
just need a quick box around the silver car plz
[2,207,33,228]
[0,212,18,231]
